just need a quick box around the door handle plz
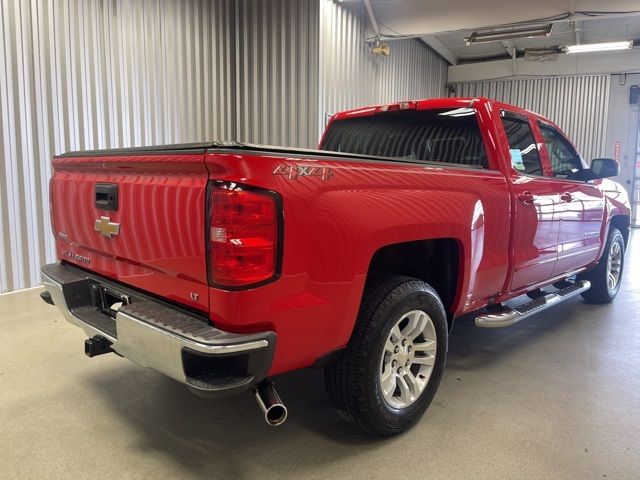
[560,192,573,202]
[518,191,536,204]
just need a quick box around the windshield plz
[320,108,488,168]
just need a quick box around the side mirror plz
[590,158,619,179]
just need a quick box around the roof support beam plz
[573,20,582,45]
[421,35,460,65]
[363,0,380,35]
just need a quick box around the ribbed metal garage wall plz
[0,0,237,293]
[234,0,319,148]
[319,0,447,134]
[452,76,611,162]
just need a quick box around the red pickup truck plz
[42,97,630,435]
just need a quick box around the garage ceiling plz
[368,0,640,35]
[431,16,640,63]
[366,0,640,64]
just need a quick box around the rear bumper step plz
[475,280,591,328]
[41,263,275,397]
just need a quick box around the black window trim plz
[500,109,528,122]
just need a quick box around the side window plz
[538,124,585,180]
[501,115,543,176]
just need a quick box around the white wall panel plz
[452,75,611,163]
[319,0,447,134]
[604,74,640,203]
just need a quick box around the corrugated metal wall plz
[0,0,238,293]
[319,0,447,133]
[452,75,611,162]
[234,0,319,148]
[0,0,448,293]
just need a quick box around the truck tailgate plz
[50,151,209,312]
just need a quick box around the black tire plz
[324,275,448,436]
[580,227,625,304]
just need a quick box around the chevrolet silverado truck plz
[41,97,630,435]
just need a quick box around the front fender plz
[596,179,631,261]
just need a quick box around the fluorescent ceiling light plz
[465,25,551,45]
[566,41,633,54]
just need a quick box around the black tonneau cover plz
[57,141,485,170]
[56,141,239,157]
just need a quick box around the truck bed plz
[51,139,509,374]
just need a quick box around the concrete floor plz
[1,233,638,480]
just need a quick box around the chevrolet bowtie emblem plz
[95,216,120,238]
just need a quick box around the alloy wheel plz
[607,241,622,292]
[379,310,437,409]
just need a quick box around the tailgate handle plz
[95,183,118,211]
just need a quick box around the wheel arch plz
[609,215,630,248]
[364,238,464,330]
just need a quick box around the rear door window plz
[320,108,488,168]
[501,115,543,176]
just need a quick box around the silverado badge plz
[62,251,90,264]
[95,216,120,238]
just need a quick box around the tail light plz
[207,182,281,288]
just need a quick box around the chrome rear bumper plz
[41,263,275,397]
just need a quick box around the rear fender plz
[205,152,508,374]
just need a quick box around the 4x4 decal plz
[273,164,333,180]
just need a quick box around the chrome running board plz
[475,280,591,328]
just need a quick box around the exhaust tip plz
[264,404,288,426]
[254,380,288,426]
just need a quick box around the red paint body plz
[50,98,631,376]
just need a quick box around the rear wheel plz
[580,227,625,303]
[324,275,448,436]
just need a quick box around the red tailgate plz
[51,151,210,312]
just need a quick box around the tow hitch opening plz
[92,283,130,319]
[85,335,114,357]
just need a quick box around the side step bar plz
[475,280,591,328]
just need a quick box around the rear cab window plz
[320,107,488,168]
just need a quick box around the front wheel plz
[580,227,625,303]
[324,275,448,436]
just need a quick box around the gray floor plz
[1,233,639,480]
